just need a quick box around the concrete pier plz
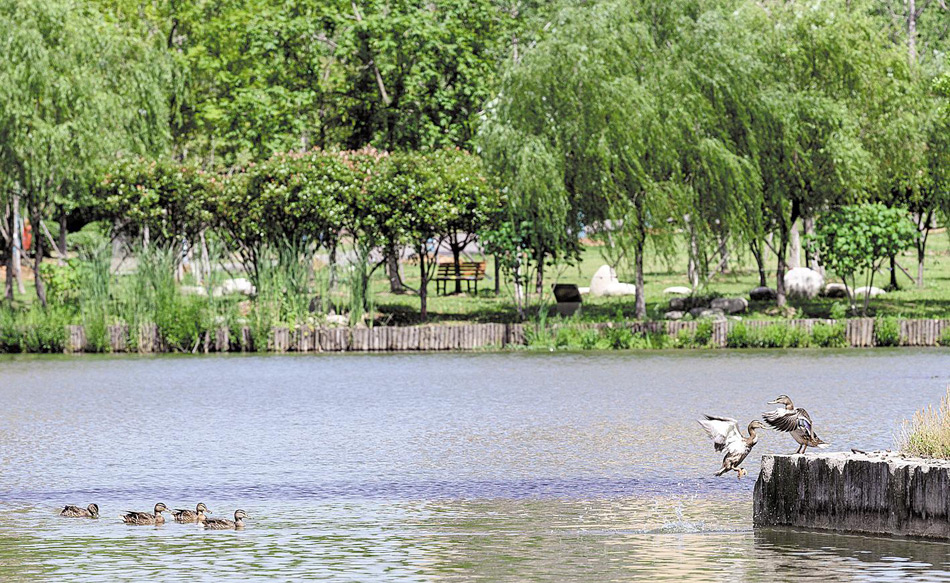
[754,452,950,539]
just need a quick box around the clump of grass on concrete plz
[898,388,950,459]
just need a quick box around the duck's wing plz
[796,408,817,440]
[699,415,742,453]
[762,407,800,432]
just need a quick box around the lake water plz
[1,349,950,581]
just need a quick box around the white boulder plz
[854,286,886,298]
[663,286,692,295]
[589,265,637,298]
[215,277,256,297]
[180,285,208,297]
[784,267,824,299]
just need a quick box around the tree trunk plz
[32,207,47,307]
[13,195,24,294]
[418,251,428,321]
[750,240,767,287]
[535,250,544,297]
[634,227,646,319]
[386,245,405,293]
[513,256,525,320]
[788,220,801,270]
[494,255,500,295]
[453,243,463,295]
[888,255,900,291]
[914,209,932,289]
[908,0,918,63]
[58,211,67,260]
[803,215,820,272]
[4,202,13,303]
[717,233,729,273]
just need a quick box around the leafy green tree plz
[809,204,916,315]
[0,0,171,306]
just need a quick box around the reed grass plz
[897,387,950,459]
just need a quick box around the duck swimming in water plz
[698,415,765,479]
[762,395,829,454]
[60,504,99,518]
[172,503,210,524]
[204,509,248,530]
[121,503,170,525]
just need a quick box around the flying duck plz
[60,504,99,518]
[121,503,170,525]
[762,395,828,454]
[698,415,765,479]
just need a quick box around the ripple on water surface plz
[2,350,950,581]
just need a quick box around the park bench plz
[434,261,486,295]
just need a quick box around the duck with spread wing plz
[762,395,828,454]
[698,415,765,479]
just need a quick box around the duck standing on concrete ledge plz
[762,395,829,454]
[698,415,765,479]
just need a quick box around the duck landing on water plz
[60,504,99,518]
[698,415,765,479]
[762,395,829,454]
[121,503,170,525]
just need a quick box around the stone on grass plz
[784,267,825,299]
[669,297,688,311]
[822,283,848,298]
[854,286,886,298]
[749,286,777,301]
[180,285,208,296]
[215,277,256,297]
[664,311,685,321]
[589,265,637,297]
[689,307,725,320]
[663,286,692,295]
[710,297,748,314]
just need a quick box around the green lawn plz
[373,232,950,324]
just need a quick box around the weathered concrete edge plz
[754,452,950,540]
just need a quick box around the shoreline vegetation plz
[2,316,949,354]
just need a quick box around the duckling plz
[172,503,211,524]
[60,503,99,518]
[204,509,248,530]
[762,395,829,454]
[121,503,170,525]
[699,415,765,479]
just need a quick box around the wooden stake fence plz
[43,318,950,353]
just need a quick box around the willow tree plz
[480,0,697,319]
[739,0,910,307]
[0,0,171,306]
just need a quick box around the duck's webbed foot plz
[736,468,747,480]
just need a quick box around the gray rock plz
[664,310,685,321]
[669,297,688,311]
[749,286,777,301]
[784,267,825,299]
[822,283,848,298]
[710,297,748,314]
[754,451,950,539]
[689,307,725,320]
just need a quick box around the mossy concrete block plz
[754,452,950,539]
